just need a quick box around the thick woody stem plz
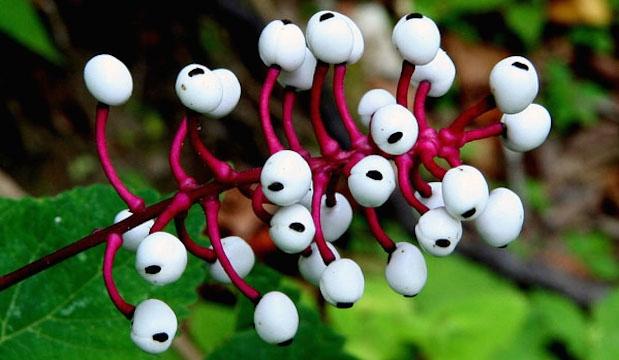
[103,233,135,319]
[175,215,216,263]
[260,66,285,154]
[333,64,365,146]
[364,208,396,253]
[310,62,342,157]
[187,115,235,182]
[203,197,261,303]
[449,95,496,133]
[463,123,505,143]
[282,88,310,158]
[251,187,273,223]
[413,81,432,131]
[95,104,145,212]
[311,172,337,264]
[395,156,429,214]
[169,117,197,190]
[396,60,415,107]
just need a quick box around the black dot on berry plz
[406,13,423,20]
[319,12,335,22]
[461,208,476,218]
[387,252,393,264]
[387,132,404,144]
[336,302,354,309]
[511,61,529,71]
[404,294,417,298]
[435,239,451,248]
[188,67,205,77]
[268,182,284,192]
[366,170,383,181]
[152,332,169,343]
[281,19,292,25]
[498,244,508,249]
[289,222,305,232]
[145,265,161,274]
[278,338,294,346]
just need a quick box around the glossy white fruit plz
[175,64,223,114]
[370,104,418,155]
[279,47,317,91]
[319,258,365,308]
[269,204,316,254]
[208,236,255,283]
[261,150,312,206]
[131,299,177,354]
[501,103,551,152]
[209,69,241,118]
[320,193,353,242]
[414,182,444,210]
[411,48,456,97]
[348,155,396,207]
[258,19,306,72]
[490,56,538,114]
[442,165,489,221]
[254,291,299,345]
[84,54,133,106]
[415,207,462,256]
[306,10,364,64]
[475,188,524,247]
[385,242,427,297]
[357,89,396,127]
[392,13,440,65]
[298,242,341,285]
[135,232,187,285]
[114,209,155,251]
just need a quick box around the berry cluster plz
[78,10,551,354]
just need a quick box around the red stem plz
[310,62,341,157]
[175,215,216,263]
[395,156,429,214]
[419,153,447,179]
[187,114,235,182]
[103,233,135,319]
[363,208,396,253]
[411,157,432,198]
[95,104,145,212]
[203,198,261,303]
[251,187,273,223]
[413,81,431,131]
[463,122,505,143]
[169,117,197,190]
[449,94,496,133]
[282,89,310,158]
[311,172,337,264]
[150,192,193,233]
[260,66,285,154]
[333,64,365,146]
[396,61,415,107]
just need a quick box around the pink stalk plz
[188,115,235,182]
[282,89,310,158]
[251,187,273,223]
[203,198,261,303]
[396,61,415,107]
[463,122,505,143]
[259,66,285,154]
[103,233,135,319]
[413,81,431,131]
[420,153,447,179]
[395,156,429,214]
[448,94,496,133]
[311,172,337,264]
[150,192,193,233]
[333,64,365,146]
[169,117,197,190]
[364,208,396,253]
[310,62,342,157]
[411,158,432,198]
[95,104,144,212]
[174,215,216,263]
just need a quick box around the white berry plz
[370,104,419,155]
[279,47,317,91]
[385,242,427,297]
[319,258,365,308]
[411,48,456,97]
[208,69,241,118]
[320,193,353,242]
[254,291,299,345]
[475,188,524,248]
[175,64,223,114]
[131,299,177,354]
[415,207,462,256]
[114,209,155,251]
[83,54,133,106]
[208,236,255,283]
[135,232,187,285]
[501,103,551,152]
[348,155,396,207]
[269,204,316,254]
[298,242,341,286]
[392,13,440,65]
[357,89,396,127]
[258,19,306,72]
[490,56,538,114]
[442,165,489,221]
[306,11,364,64]
[414,182,444,210]
[261,150,312,206]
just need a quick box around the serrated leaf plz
[0,0,63,63]
[0,185,205,359]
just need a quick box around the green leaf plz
[414,0,511,21]
[0,0,62,63]
[590,289,619,360]
[565,231,619,280]
[504,2,544,49]
[0,185,205,359]
[570,27,614,55]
